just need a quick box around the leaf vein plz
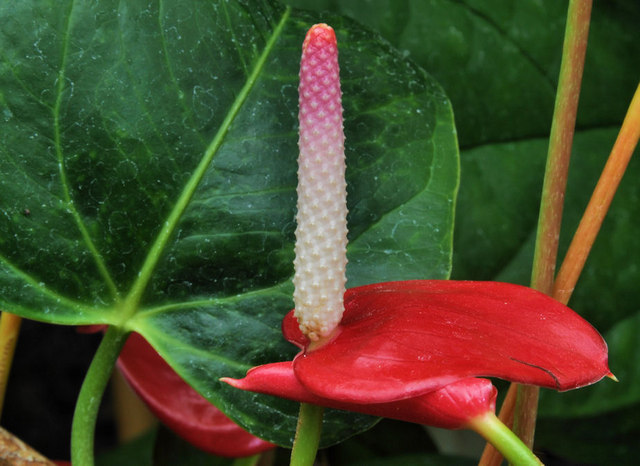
[121,6,293,318]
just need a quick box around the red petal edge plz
[222,361,496,429]
[117,332,274,457]
[285,281,610,403]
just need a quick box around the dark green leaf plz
[153,424,233,466]
[344,454,476,466]
[0,0,457,447]
[536,402,640,466]
[96,429,155,466]
[455,128,640,333]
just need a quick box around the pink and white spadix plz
[223,23,611,429]
[293,23,347,342]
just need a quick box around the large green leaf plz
[0,0,458,447]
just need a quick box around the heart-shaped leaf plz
[0,0,458,446]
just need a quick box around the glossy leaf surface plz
[0,0,458,446]
[286,0,639,148]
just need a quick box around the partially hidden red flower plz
[110,330,274,457]
[117,333,275,456]
[223,280,610,428]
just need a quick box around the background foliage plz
[1,0,638,464]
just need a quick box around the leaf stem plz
[553,82,640,305]
[514,0,593,450]
[290,403,324,466]
[469,412,542,466]
[483,80,638,466]
[531,0,593,296]
[71,326,128,466]
[232,454,262,466]
[0,311,22,418]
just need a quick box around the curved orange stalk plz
[553,82,640,305]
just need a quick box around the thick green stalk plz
[71,326,128,466]
[232,454,262,466]
[290,403,324,466]
[513,0,593,450]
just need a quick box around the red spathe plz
[288,281,610,403]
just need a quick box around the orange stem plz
[553,82,640,305]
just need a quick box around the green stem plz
[232,454,262,466]
[469,412,543,466]
[290,403,324,466]
[515,0,593,448]
[71,326,129,466]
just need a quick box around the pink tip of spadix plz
[303,23,336,52]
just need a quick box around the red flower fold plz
[224,362,497,429]
[223,280,610,426]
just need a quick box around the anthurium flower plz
[286,280,611,403]
[223,22,611,440]
[223,280,610,419]
[293,22,348,342]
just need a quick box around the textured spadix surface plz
[293,24,348,341]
